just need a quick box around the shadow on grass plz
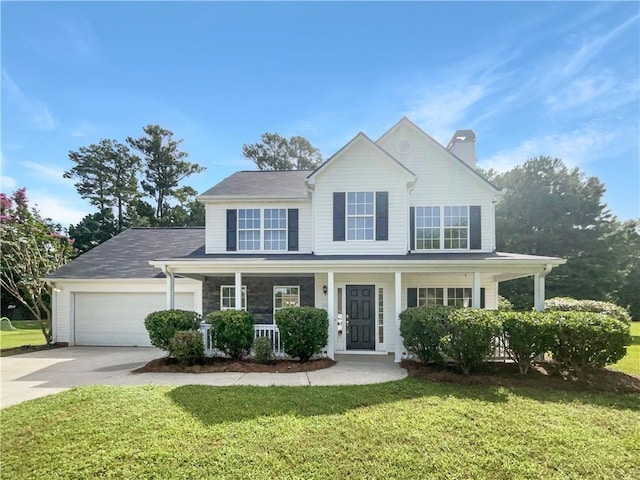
[166,377,640,427]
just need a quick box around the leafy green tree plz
[242,133,323,170]
[65,139,140,232]
[491,156,618,308]
[127,125,205,223]
[0,189,74,343]
[68,210,118,254]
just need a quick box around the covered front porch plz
[150,252,566,362]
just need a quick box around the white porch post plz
[327,271,335,360]
[534,273,546,311]
[166,269,175,310]
[394,271,403,363]
[234,272,242,310]
[472,272,481,308]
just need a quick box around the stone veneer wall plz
[202,276,315,324]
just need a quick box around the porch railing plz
[199,321,327,359]
[402,336,512,362]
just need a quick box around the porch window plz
[444,206,469,249]
[378,287,384,343]
[418,287,444,306]
[347,192,374,240]
[220,285,247,310]
[238,209,261,251]
[416,207,440,249]
[274,286,300,314]
[447,288,472,308]
[264,209,287,251]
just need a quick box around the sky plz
[1,1,639,226]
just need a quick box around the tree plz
[490,156,619,309]
[242,133,323,170]
[127,125,205,223]
[0,189,74,343]
[615,220,640,320]
[65,139,140,232]
[68,210,118,254]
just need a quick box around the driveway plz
[0,347,407,408]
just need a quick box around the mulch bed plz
[0,343,65,357]
[402,360,640,395]
[133,356,336,374]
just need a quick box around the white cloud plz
[28,192,88,227]
[21,161,67,184]
[1,71,56,131]
[1,176,18,191]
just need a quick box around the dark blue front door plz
[346,285,375,350]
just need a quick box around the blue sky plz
[2,1,639,226]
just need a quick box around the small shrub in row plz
[276,307,328,363]
[253,336,274,365]
[206,310,254,360]
[170,330,205,366]
[144,309,202,354]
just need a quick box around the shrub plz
[253,336,274,364]
[497,296,514,311]
[276,307,328,363]
[548,311,631,373]
[169,330,205,366]
[441,309,501,375]
[144,309,202,353]
[545,297,631,324]
[500,311,556,374]
[206,310,255,360]
[399,306,455,364]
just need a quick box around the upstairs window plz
[413,205,472,250]
[416,207,440,249]
[264,209,287,250]
[347,192,374,240]
[444,206,469,249]
[238,209,261,251]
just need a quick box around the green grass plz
[0,320,45,350]
[2,379,639,479]
[609,321,640,375]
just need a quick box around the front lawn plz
[2,379,639,479]
[0,320,45,351]
[610,321,640,375]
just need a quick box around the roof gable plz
[376,117,499,192]
[306,132,416,185]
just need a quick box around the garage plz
[73,292,195,346]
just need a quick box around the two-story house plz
[47,118,565,361]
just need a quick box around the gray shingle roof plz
[199,170,312,198]
[47,228,205,279]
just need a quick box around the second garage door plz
[74,292,195,346]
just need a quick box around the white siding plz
[204,200,312,254]
[312,136,410,255]
[52,279,202,345]
[376,122,497,252]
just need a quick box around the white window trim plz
[346,191,376,242]
[414,205,471,251]
[273,286,300,316]
[220,285,247,310]
[237,208,288,252]
[416,286,473,308]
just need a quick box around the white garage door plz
[74,292,195,346]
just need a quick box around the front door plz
[346,285,375,350]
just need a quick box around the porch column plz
[166,269,175,310]
[234,272,242,310]
[534,273,545,311]
[472,272,481,308]
[327,271,335,360]
[394,271,403,363]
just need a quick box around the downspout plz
[534,263,553,312]
[160,265,175,310]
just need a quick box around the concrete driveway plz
[0,347,407,408]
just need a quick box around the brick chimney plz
[446,130,476,168]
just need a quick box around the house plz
[46,117,565,361]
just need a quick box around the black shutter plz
[287,209,299,251]
[409,206,415,251]
[480,288,486,309]
[375,191,388,241]
[333,192,345,241]
[470,205,481,250]
[407,288,418,307]
[226,209,237,251]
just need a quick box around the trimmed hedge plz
[253,336,274,364]
[548,311,630,372]
[500,311,556,374]
[545,297,631,324]
[206,310,255,360]
[170,330,205,366]
[144,309,202,354]
[441,309,501,375]
[399,306,454,365]
[276,307,328,363]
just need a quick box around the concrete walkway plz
[0,347,407,408]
